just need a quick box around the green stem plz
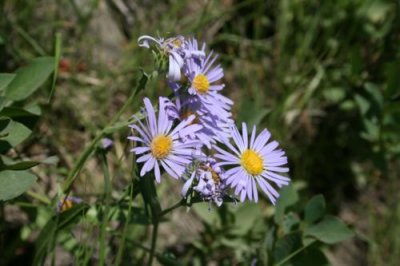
[115,183,135,266]
[99,152,112,266]
[15,25,47,56]
[26,190,51,205]
[160,200,184,217]
[0,202,4,262]
[148,222,159,266]
[138,173,161,266]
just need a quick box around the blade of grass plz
[15,25,47,56]
[115,182,135,266]
[48,32,62,103]
[99,151,112,265]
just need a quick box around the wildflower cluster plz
[130,35,290,206]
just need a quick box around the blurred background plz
[1,0,400,265]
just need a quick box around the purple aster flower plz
[57,196,82,213]
[138,35,205,82]
[128,97,202,183]
[184,43,233,119]
[101,138,113,149]
[214,123,290,204]
[175,95,233,148]
[181,157,228,207]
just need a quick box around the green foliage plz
[4,57,54,101]
[186,189,353,265]
[0,170,37,200]
[305,216,355,244]
[0,56,55,201]
[304,195,325,224]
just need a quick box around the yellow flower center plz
[210,169,221,184]
[172,38,182,48]
[151,135,173,159]
[192,74,209,94]
[241,149,264,176]
[60,199,74,212]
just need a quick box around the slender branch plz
[148,222,159,266]
[26,190,51,205]
[115,183,135,266]
[99,152,112,266]
[160,200,185,217]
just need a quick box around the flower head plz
[138,35,205,82]
[175,95,233,148]
[181,157,228,206]
[57,196,82,213]
[184,41,233,119]
[214,123,290,204]
[101,138,113,150]
[129,97,202,182]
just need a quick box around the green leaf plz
[5,57,55,101]
[156,252,184,266]
[0,107,39,129]
[0,155,58,171]
[0,170,37,201]
[364,82,383,108]
[0,160,39,171]
[49,32,62,103]
[259,226,276,265]
[354,94,370,115]
[0,117,11,131]
[0,97,7,111]
[304,195,326,224]
[322,87,345,103]
[0,73,16,91]
[275,185,299,223]
[304,215,354,244]
[0,120,31,153]
[273,232,302,263]
[282,212,300,234]
[292,247,329,266]
[34,203,89,265]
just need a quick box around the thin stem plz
[160,200,185,217]
[0,202,4,262]
[115,183,135,266]
[15,25,47,56]
[148,222,159,266]
[26,190,51,205]
[99,152,112,266]
[62,133,104,193]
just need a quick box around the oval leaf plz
[0,73,16,91]
[0,120,31,153]
[5,57,54,101]
[305,215,354,244]
[304,195,326,224]
[0,161,39,171]
[0,170,37,201]
[274,185,299,223]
